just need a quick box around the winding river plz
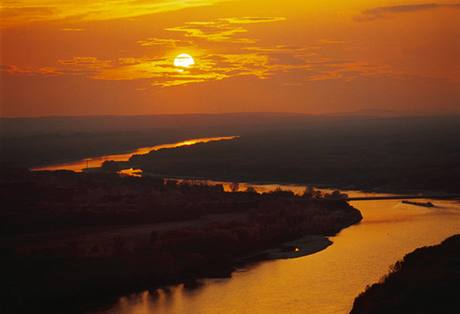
[31,136,238,172]
[90,192,460,314]
[31,138,460,314]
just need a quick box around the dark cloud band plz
[356,2,460,21]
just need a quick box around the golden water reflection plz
[91,190,460,314]
[167,178,396,199]
[31,136,238,172]
[118,168,143,177]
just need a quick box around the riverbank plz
[350,234,460,314]
[159,175,460,200]
[97,197,460,314]
[0,169,362,314]
[251,235,333,260]
[118,124,460,194]
[31,136,238,172]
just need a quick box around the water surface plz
[31,136,238,172]
[31,139,459,314]
[92,192,460,314]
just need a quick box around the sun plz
[173,53,195,68]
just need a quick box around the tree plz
[245,186,257,193]
[302,186,322,199]
[230,182,240,192]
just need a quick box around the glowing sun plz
[173,53,195,68]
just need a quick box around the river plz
[30,139,460,314]
[31,136,238,172]
[90,192,460,314]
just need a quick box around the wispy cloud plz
[60,27,85,32]
[356,2,460,21]
[166,17,285,43]
[222,16,286,24]
[2,64,63,76]
[2,57,114,77]
[166,22,249,43]
[91,38,402,87]
[58,57,113,71]
[93,53,270,87]
[137,37,192,47]
[0,0,227,28]
[3,36,403,88]
[304,62,400,82]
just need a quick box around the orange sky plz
[1,1,459,116]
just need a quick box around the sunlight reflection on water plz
[91,191,460,314]
[31,136,238,172]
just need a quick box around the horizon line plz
[1,110,459,119]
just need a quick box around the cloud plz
[58,57,112,70]
[0,6,57,18]
[304,62,399,82]
[356,2,460,21]
[1,64,63,76]
[60,27,85,32]
[137,37,192,47]
[0,0,227,28]
[166,16,285,43]
[166,21,250,43]
[222,16,286,24]
[1,34,406,89]
[7,57,113,77]
[0,57,112,77]
[241,39,405,84]
[0,5,57,27]
[93,53,270,87]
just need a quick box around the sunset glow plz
[1,1,460,115]
[2,2,460,311]
[174,54,195,68]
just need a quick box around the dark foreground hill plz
[350,234,460,314]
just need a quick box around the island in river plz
[0,168,362,314]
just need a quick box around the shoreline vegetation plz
[351,234,460,314]
[124,171,460,200]
[53,115,458,195]
[2,115,460,194]
[0,168,362,314]
[248,235,333,260]
[2,115,459,313]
